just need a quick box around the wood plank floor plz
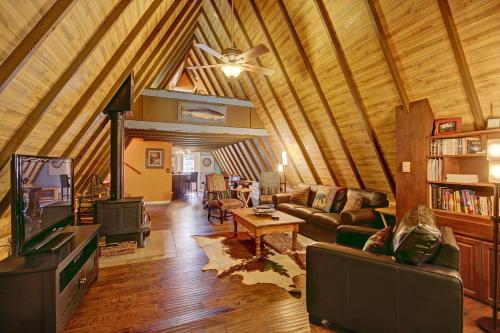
[66,196,490,332]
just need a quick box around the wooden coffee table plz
[231,208,305,257]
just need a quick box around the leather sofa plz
[273,186,389,242]
[306,225,463,333]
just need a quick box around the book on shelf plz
[430,137,483,156]
[427,158,442,181]
[429,184,492,216]
[445,174,479,183]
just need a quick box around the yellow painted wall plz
[124,138,172,202]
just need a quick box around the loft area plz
[0,0,499,332]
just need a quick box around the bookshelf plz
[426,129,499,218]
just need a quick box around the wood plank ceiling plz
[0,0,500,244]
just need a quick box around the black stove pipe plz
[108,111,125,200]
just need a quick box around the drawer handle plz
[79,277,87,285]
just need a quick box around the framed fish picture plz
[178,101,226,125]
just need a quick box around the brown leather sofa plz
[306,225,463,333]
[273,187,389,242]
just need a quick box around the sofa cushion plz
[308,184,319,207]
[392,205,442,265]
[362,227,392,255]
[294,206,324,218]
[330,187,347,213]
[290,183,311,205]
[277,203,305,215]
[312,185,335,212]
[310,213,340,231]
[342,189,363,212]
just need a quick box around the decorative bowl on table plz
[252,205,275,216]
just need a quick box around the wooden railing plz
[125,162,142,175]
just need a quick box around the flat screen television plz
[11,154,74,256]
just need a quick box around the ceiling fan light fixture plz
[221,64,242,78]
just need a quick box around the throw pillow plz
[392,205,442,265]
[289,183,311,206]
[363,227,393,255]
[341,189,363,213]
[312,185,335,212]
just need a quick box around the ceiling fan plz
[186,0,274,78]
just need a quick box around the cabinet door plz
[481,241,500,303]
[455,235,482,298]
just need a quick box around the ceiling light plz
[221,64,242,78]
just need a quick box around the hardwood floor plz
[66,196,490,333]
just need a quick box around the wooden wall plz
[213,137,279,181]
[0,0,500,257]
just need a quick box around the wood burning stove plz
[94,75,149,247]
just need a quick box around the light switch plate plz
[402,161,411,173]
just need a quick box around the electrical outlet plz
[402,161,411,173]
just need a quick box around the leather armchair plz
[307,226,463,333]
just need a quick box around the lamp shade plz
[487,139,500,161]
[281,151,288,166]
[490,161,500,183]
[278,164,283,172]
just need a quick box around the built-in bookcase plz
[426,129,500,220]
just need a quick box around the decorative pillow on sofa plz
[289,183,311,206]
[312,185,335,212]
[341,189,363,212]
[392,205,442,265]
[363,227,392,255]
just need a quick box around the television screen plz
[11,155,74,255]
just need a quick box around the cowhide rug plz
[193,232,315,292]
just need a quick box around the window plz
[183,153,195,172]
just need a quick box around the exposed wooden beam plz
[275,0,364,188]
[0,0,134,171]
[212,151,226,173]
[314,0,395,194]
[244,139,268,172]
[0,0,77,94]
[161,35,199,90]
[150,5,202,88]
[187,47,218,95]
[213,149,230,174]
[219,147,237,175]
[76,141,110,192]
[208,0,303,183]
[233,0,321,184]
[253,0,344,186]
[437,0,485,130]
[133,0,195,97]
[364,0,410,113]
[37,0,180,156]
[231,144,255,180]
[236,141,260,178]
[62,1,187,159]
[185,56,210,94]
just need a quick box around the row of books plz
[429,185,492,216]
[430,137,483,156]
[427,158,442,181]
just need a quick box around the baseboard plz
[145,200,171,205]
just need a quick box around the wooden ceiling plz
[0,0,499,243]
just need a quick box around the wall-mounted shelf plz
[427,153,486,158]
[427,128,500,140]
[432,208,491,221]
[427,180,494,188]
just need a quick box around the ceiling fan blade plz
[241,63,274,76]
[236,44,270,62]
[194,43,227,62]
[186,64,224,70]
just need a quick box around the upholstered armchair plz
[258,171,281,205]
[206,173,243,223]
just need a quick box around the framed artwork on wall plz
[433,117,462,136]
[145,148,164,169]
[177,101,226,125]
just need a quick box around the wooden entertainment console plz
[0,225,99,332]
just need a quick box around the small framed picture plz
[433,117,462,136]
[145,148,164,169]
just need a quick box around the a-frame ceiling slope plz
[0,0,500,242]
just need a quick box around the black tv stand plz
[34,231,75,252]
[0,225,99,333]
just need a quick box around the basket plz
[99,241,137,257]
